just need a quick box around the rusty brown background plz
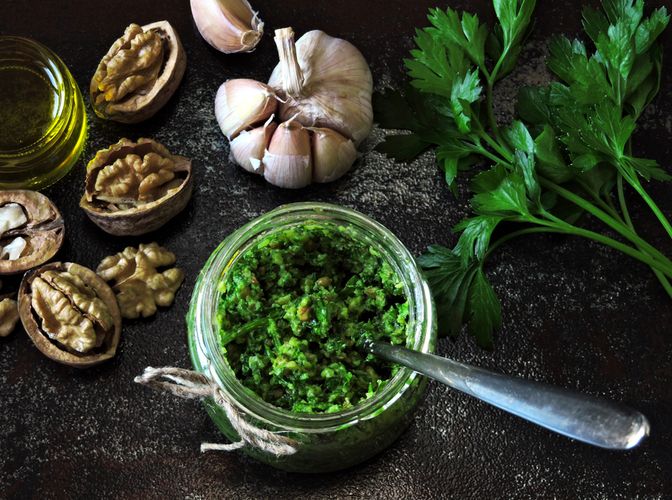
[1,0,671,498]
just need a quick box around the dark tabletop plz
[2,0,672,498]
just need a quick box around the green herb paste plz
[217,222,410,413]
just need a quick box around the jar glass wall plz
[187,202,436,472]
[0,36,86,190]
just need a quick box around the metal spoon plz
[364,340,649,450]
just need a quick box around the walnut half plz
[18,262,122,368]
[0,191,65,275]
[90,21,186,123]
[80,138,193,236]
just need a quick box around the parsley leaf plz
[505,120,535,153]
[450,69,483,133]
[418,245,500,348]
[454,215,504,263]
[427,7,489,71]
[471,170,530,216]
[417,245,480,338]
[533,125,574,184]
[466,268,502,349]
[490,0,537,80]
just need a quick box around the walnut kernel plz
[0,298,19,337]
[97,242,184,319]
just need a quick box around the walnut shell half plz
[0,191,64,275]
[80,138,193,236]
[18,262,122,368]
[90,21,186,124]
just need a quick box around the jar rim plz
[0,35,71,157]
[189,202,436,432]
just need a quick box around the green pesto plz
[216,222,410,414]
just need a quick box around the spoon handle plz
[368,341,649,450]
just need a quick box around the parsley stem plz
[626,175,672,240]
[575,178,622,221]
[475,143,507,166]
[476,129,513,163]
[617,174,634,229]
[485,227,560,259]
[528,216,672,279]
[605,191,620,219]
[540,178,672,270]
[578,174,670,285]
[617,173,672,298]
[485,82,502,143]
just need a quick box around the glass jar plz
[187,202,436,473]
[0,36,87,190]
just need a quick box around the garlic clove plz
[215,79,277,140]
[190,0,264,53]
[262,119,312,189]
[310,128,357,183]
[268,28,373,145]
[230,115,277,174]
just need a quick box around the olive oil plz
[0,36,86,190]
[0,66,58,151]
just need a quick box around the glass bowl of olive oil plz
[0,36,86,190]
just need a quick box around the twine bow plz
[134,366,298,456]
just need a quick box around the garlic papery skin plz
[268,27,373,145]
[215,79,277,140]
[310,128,358,183]
[190,0,264,53]
[262,119,312,189]
[230,115,277,174]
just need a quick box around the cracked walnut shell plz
[97,242,184,319]
[80,138,193,236]
[90,21,186,123]
[18,262,122,368]
[0,191,64,275]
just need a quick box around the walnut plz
[90,21,186,123]
[18,262,122,368]
[97,242,184,319]
[0,191,65,275]
[0,298,19,337]
[80,138,193,236]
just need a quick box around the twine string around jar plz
[134,366,298,456]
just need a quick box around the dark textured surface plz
[2,0,672,498]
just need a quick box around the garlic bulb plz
[215,79,277,140]
[214,27,372,188]
[310,128,357,183]
[268,28,373,145]
[262,118,312,189]
[230,115,277,174]
[190,0,264,53]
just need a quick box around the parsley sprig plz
[375,0,671,347]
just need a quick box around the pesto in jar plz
[216,222,409,413]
